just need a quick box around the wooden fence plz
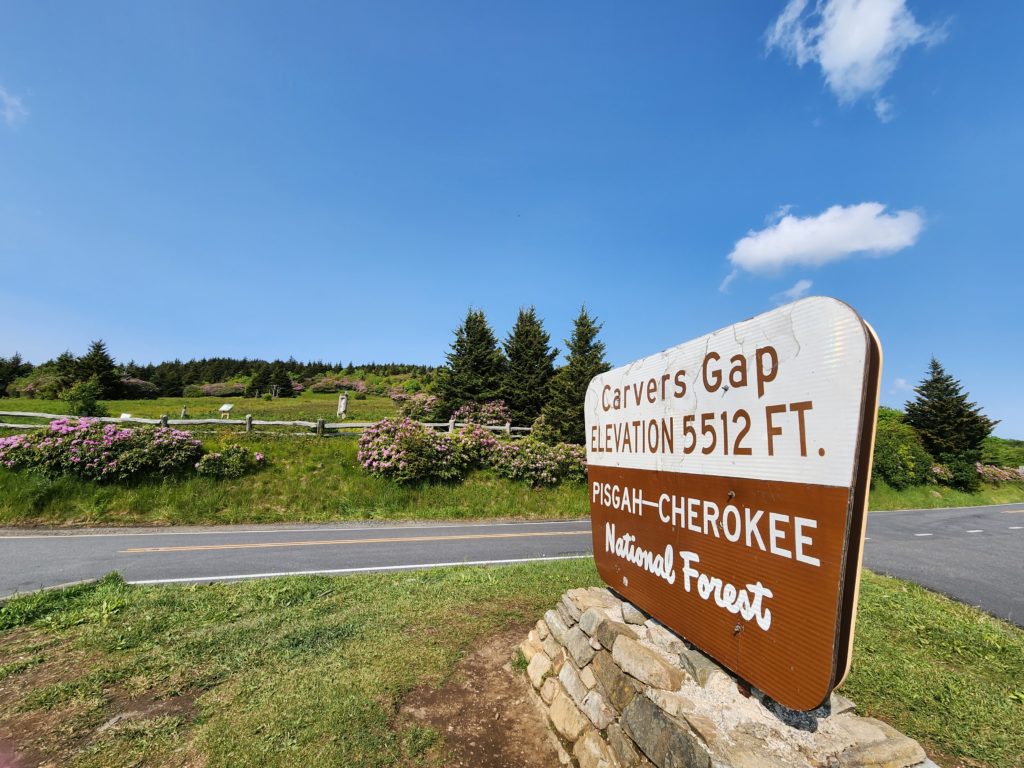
[0,411,532,438]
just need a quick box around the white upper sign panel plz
[585,297,871,489]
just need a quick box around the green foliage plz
[541,306,610,445]
[904,358,997,463]
[434,308,507,417]
[938,453,982,492]
[60,376,108,417]
[77,340,120,399]
[872,410,934,490]
[982,436,1024,468]
[249,363,272,396]
[195,445,267,479]
[270,363,295,398]
[0,352,32,396]
[501,307,558,426]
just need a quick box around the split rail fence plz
[0,411,532,438]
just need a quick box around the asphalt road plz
[1,504,1021,625]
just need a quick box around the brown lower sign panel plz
[589,465,857,711]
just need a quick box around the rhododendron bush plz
[357,418,585,486]
[0,419,264,483]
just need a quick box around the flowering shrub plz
[975,463,1024,484]
[196,445,267,479]
[201,382,247,397]
[357,418,469,483]
[451,400,512,426]
[489,438,587,487]
[357,419,585,486]
[391,392,441,420]
[0,419,203,483]
[309,377,368,394]
[118,377,160,399]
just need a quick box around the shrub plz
[392,392,441,421]
[201,382,246,397]
[195,445,267,479]
[309,377,368,394]
[118,377,160,399]
[489,438,587,487]
[872,417,933,490]
[976,463,1024,484]
[60,377,108,417]
[357,418,469,483]
[937,454,981,492]
[451,400,512,426]
[0,419,203,483]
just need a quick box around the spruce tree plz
[502,307,558,425]
[249,364,272,396]
[904,358,997,461]
[435,308,506,416]
[541,307,610,445]
[76,340,120,399]
[270,364,295,397]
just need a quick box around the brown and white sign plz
[585,296,881,711]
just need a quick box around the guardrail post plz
[160,414,169,428]
[245,414,253,433]
[448,418,456,433]
[504,421,511,436]
[316,418,325,437]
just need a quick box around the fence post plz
[160,414,168,428]
[316,418,325,437]
[448,418,456,433]
[245,414,253,433]
[504,421,511,436]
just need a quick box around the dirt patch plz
[399,624,564,768]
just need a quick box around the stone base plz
[519,587,935,768]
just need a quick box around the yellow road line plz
[121,529,591,554]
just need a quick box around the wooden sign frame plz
[585,297,882,711]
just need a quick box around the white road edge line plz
[1010,526,1023,530]
[0,519,593,540]
[913,533,933,537]
[125,554,593,585]
[965,530,983,533]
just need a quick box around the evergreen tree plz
[434,308,506,416]
[904,358,997,461]
[76,340,120,398]
[541,307,610,445]
[502,307,558,425]
[0,353,32,395]
[270,363,295,397]
[249,363,272,396]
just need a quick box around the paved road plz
[1,504,1021,625]
[862,503,1024,626]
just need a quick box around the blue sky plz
[1,2,1021,436]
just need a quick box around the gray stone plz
[644,620,686,656]
[613,636,685,691]
[560,593,584,622]
[579,607,605,636]
[545,609,572,646]
[837,718,927,768]
[536,619,550,640]
[580,665,597,689]
[557,600,578,628]
[829,692,857,716]
[519,639,540,663]
[559,661,589,707]
[566,625,598,667]
[590,636,603,650]
[607,723,642,767]
[622,602,647,625]
[592,650,639,711]
[540,677,559,705]
[527,652,552,689]
[574,728,618,768]
[594,617,638,651]
[581,689,616,729]
[550,690,590,742]
[679,647,728,688]
[541,632,561,660]
[549,646,567,674]
[621,694,710,768]
[567,586,623,612]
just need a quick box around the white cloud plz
[723,202,923,287]
[774,279,814,303]
[766,0,947,119]
[0,86,28,127]
[889,377,912,395]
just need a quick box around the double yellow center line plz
[121,529,591,554]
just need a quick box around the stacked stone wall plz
[520,587,934,768]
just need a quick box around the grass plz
[868,479,1024,511]
[0,564,1020,767]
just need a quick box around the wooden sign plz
[585,297,881,711]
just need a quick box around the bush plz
[60,377,108,417]
[201,382,246,397]
[451,400,512,426]
[872,417,933,490]
[938,454,982,492]
[489,438,587,487]
[309,377,368,394]
[0,419,203,483]
[975,463,1024,484]
[391,392,441,421]
[195,445,266,479]
[118,377,160,399]
[357,418,469,483]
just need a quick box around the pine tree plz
[541,307,611,445]
[434,308,507,416]
[904,358,997,461]
[76,340,120,399]
[270,364,295,397]
[249,364,272,396]
[502,307,558,426]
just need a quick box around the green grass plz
[0,392,398,423]
[0,564,1019,767]
[868,479,1024,511]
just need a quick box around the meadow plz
[0,562,1019,768]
